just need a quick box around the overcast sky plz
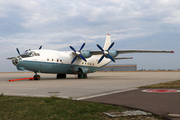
[1,0,180,72]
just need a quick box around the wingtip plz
[171,51,174,53]
[107,33,110,36]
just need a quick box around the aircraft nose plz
[12,57,19,66]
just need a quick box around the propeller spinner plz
[96,42,115,64]
[70,43,87,64]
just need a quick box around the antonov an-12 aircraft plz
[7,34,174,80]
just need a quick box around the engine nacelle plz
[108,50,118,57]
[81,50,92,58]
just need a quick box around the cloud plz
[0,0,180,71]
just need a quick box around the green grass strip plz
[0,96,128,120]
[139,80,180,88]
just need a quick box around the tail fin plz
[103,33,111,50]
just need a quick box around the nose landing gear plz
[34,72,40,80]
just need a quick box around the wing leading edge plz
[89,50,174,55]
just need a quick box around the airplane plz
[7,34,174,80]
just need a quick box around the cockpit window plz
[24,51,40,57]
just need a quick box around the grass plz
[139,80,180,88]
[0,95,161,120]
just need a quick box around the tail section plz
[103,33,111,50]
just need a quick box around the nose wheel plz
[34,75,41,80]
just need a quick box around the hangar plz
[98,64,137,72]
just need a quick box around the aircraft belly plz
[18,61,69,74]
[18,60,102,74]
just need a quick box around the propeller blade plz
[107,54,115,62]
[79,43,86,52]
[70,46,76,52]
[97,44,104,52]
[16,48,20,55]
[79,54,87,62]
[7,57,15,59]
[71,56,77,64]
[39,45,42,50]
[98,55,105,64]
[107,42,115,51]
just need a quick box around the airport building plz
[98,64,137,72]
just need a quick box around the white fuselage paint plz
[18,49,111,74]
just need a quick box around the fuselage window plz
[52,59,53,61]
[57,59,59,62]
[47,59,49,61]
[60,60,62,62]
[82,62,84,64]
[90,63,91,65]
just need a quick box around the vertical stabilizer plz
[103,33,111,50]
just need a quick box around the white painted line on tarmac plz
[32,95,48,97]
[3,93,70,99]
[4,93,28,96]
[76,88,138,100]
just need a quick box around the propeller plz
[69,43,87,64]
[39,45,42,50]
[16,48,20,55]
[96,42,115,64]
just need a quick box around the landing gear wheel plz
[78,74,82,79]
[57,74,66,79]
[78,74,87,79]
[34,75,40,80]
[83,74,87,78]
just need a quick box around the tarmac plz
[0,72,180,119]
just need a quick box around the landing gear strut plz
[57,74,66,79]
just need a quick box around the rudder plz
[103,33,111,50]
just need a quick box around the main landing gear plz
[78,74,87,79]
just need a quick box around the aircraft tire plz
[83,74,87,78]
[78,74,87,79]
[34,75,40,80]
[78,74,82,79]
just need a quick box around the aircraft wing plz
[117,50,174,54]
[90,50,174,55]
[90,50,103,55]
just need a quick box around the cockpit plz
[24,51,40,57]
[20,50,40,58]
